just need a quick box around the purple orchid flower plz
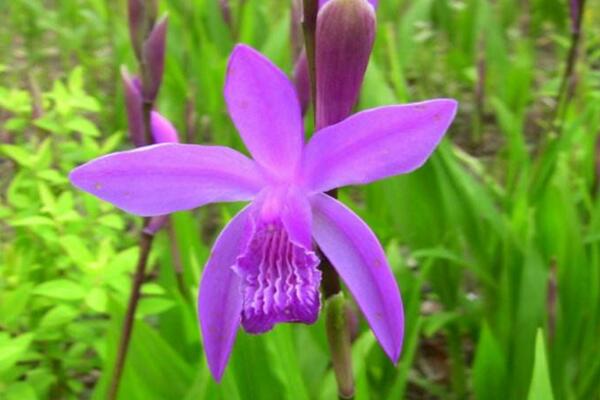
[70,44,457,381]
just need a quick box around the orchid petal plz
[225,44,304,176]
[281,188,313,249]
[302,99,457,192]
[198,206,251,381]
[253,187,313,249]
[235,196,320,333]
[311,193,404,362]
[69,143,265,216]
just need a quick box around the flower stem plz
[325,293,354,399]
[302,0,318,115]
[320,201,355,397]
[301,4,354,394]
[109,36,158,396]
[107,226,154,400]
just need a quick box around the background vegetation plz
[1,0,599,398]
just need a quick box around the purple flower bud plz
[122,67,178,147]
[150,111,179,143]
[128,0,145,59]
[315,0,376,129]
[121,66,145,147]
[319,0,377,9]
[293,52,311,116]
[142,15,168,102]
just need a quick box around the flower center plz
[233,219,321,334]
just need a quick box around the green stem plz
[326,293,355,399]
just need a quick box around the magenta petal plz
[252,187,313,249]
[234,197,320,334]
[225,44,304,177]
[150,111,179,143]
[302,99,458,193]
[311,193,404,362]
[280,187,313,249]
[69,143,265,216]
[198,207,251,381]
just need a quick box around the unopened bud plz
[315,0,375,129]
[121,67,145,147]
[142,15,168,102]
[150,111,179,143]
[319,0,377,7]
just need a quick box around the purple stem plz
[107,228,154,400]
[302,0,319,115]
[108,4,164,398]
[554,0,586,130]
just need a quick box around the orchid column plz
[309,0,376,397]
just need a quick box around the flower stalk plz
[326,293,354,399]
[309,0,375,396]
[108,2,170,399]
[107,230,154,400]
[554,0,587,131]
[302,0,319,114]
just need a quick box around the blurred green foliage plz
[1,0,600,399]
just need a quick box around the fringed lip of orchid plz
[69,44,458,382]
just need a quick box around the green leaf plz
[39,305,78,328]
[60,234,94,267]
[4,382,37,400]
[33,279,86,300]
[9,216,55,227]
[66,116,101,137]
[527,329,555,400]
[85,287,108,313]
[0,283,34,328]
[0,333,34,376]
[472,324,506,400]
[137,297,176,317]
[0,144,34,167]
